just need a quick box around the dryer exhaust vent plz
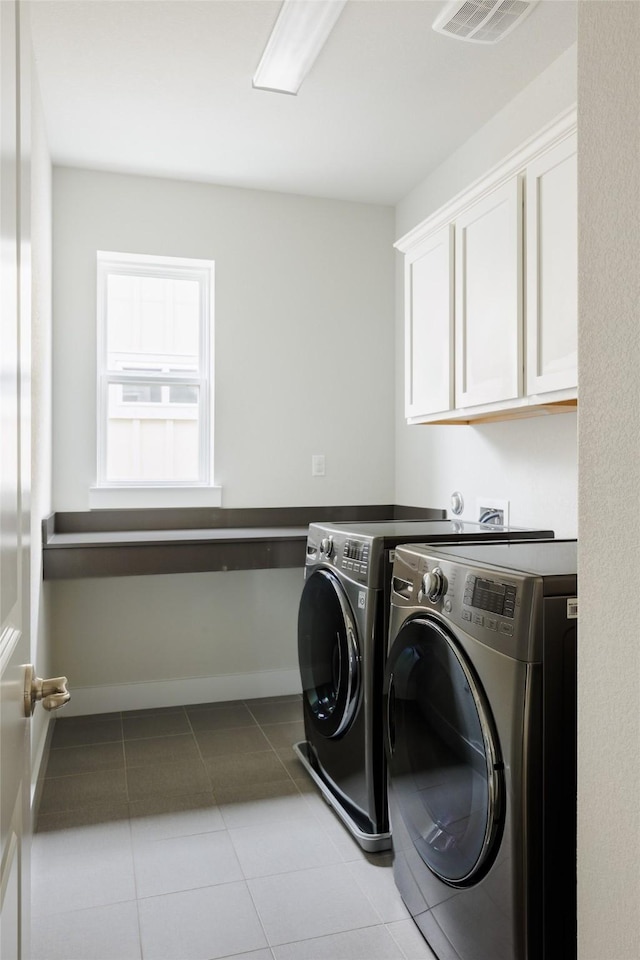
[432,0,539,44]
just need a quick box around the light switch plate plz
[311,454,325,477]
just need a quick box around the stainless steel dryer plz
[295,520,554,852]
[384,540,577,960]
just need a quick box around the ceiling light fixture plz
[252,0,347,95]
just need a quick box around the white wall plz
[51,567,304,716]
[394,46,578,537]
[50,171,396,711]
[396,45,577,237]
[577,4,640,958]
[52,169,396,510]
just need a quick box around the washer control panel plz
[461,574,517,638]
[341,538,370,577]
[389,545,540,659]
[305,524,378,587]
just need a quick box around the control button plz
[473,613,484,626]
[422,567,447,603]
[347,561,354,570]
[443,599,452,613]
[486,618,498,631]
[320,537,334,558]
[462,610,472,622]
[499,623,514,637]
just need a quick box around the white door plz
[525,132,578,395]
[404,225,454,420]
[454,177,523,409]
[1,1,31,956]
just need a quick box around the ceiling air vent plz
[432,0,539,44]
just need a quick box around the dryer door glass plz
[298,569,360,739]
[386,616,503,885]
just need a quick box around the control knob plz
[422,567,446,603]
[320,537,334,558]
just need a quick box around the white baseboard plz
[61,669,302,717]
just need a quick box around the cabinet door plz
[525,133,577,395]
[404,225,454,419]
[454,178,522,408]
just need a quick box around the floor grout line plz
[32,697,425,960]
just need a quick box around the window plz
[96,252,214,487]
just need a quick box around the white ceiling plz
[29,0,577,205]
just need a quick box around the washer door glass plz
[386,616,503,886]
[298,569,361,739]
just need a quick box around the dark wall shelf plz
[43,504,445,580]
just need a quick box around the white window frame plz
[95,251,215,492]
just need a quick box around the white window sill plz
[89,486,223,510]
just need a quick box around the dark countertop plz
[42,505,445,580]
[45,526,308,547]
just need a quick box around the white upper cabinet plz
[525,132,578,395]
[404,225,454,419]
[454,177,522,409]
[396,109,577,425]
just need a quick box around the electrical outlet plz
[311,454,325,477]
[477,497,509,526]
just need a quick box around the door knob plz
[24,665,70,716]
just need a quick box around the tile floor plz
[32,695,437,960]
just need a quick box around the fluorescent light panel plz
[253,0,347,95]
